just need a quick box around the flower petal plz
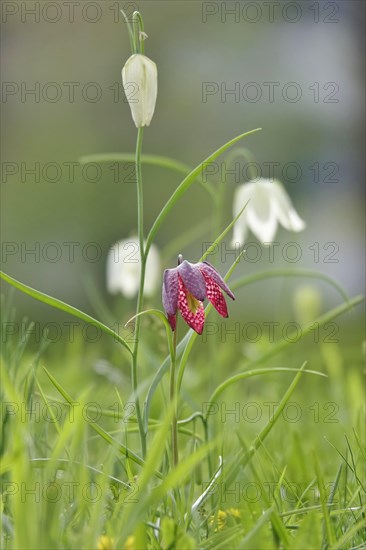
[246,205,278,242]
[245,181,278,243]
[233,182,255,217]
[167,313,176,332]
[144,244,161,297]
[162,268,179,317]
[231,216,248,248]
[178,260,206,301]
[107,238,160,297]
[122,54,157,128]
[106,239,141,297]
[271,180,306,232]
[200,270,228,318]
[177,276,205,334]
[199,261,235,300]
[231,182,254,246]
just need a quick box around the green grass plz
[1,287,364,549]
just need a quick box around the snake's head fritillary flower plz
[122,53,157,128]
[162,257,235,334]
[232,178,306,245]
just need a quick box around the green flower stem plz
[170,322,179,467]
[131,126,147,458]
[135,127,144,257]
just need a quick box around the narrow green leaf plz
[36,379,63,436]
[121,438,218,539]
[329,517,366,550]
[207,367,326,414]
[29,457,131,488]
[125,308,174,358]
[145,129,261,255]
[245,458,290,546]
[236,507,274,549]
[314,454,335,546]
[0,271,132,355]
[231,268,350,304]
[133,402,174,491]
[79,153,217,201]
[79,152,192,174]
[199,201,249,262]
[224,363,308,488]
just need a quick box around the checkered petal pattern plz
[162,258,235,334]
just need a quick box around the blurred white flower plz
[232,178,306,245]
[106,237,160,298]
[122,53,157,128]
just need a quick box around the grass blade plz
[142,330,191,434]
[224,362,308,487]
[42,367,160,475]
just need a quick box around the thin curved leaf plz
[199,201,249,262]
[0,271,132,355]
[79,153,216,201]
[207,367,326,414]
[79,152,192,175]
[145,128,261,255]
[231,268,350,303]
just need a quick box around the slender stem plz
[135,127,144,255]
[203,417,213,479]
[131,126,146,458]
[170,323,179,467]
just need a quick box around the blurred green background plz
[1,0,365,328]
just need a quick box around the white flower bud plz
[122,54,157,128]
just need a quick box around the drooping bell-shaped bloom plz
[162,258,235,334]
[232,179,306,245]
[122,53,157,128]
[107,237,160,298]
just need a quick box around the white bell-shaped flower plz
[232,179,306,245]
[106,237,160,298]
[122,54,157,128]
